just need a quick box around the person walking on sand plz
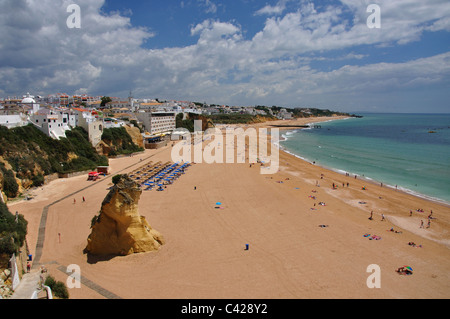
[73,198,76,204]
[369,211,373,220]
[381,214,385,221]
[82,196,85,202]
[420,220,424,228]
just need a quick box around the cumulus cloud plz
[0,0,153,96]
[0,0,449,112]
[255,0,290,16]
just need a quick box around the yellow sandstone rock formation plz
[84,175,164,256]
[124,125,144,149]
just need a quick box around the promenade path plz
[10,149,166,299]
[10,270,41,299]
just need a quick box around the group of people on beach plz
[73,196,86,204]
[331,182,350,189]
[410,209,435,229]
[368,211,385,221]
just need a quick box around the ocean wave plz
[277,146,450,206]
[277,114,450,205]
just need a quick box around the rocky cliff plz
[98,125,144,156]
[124,125,144,149]
[84,175,164,256]
[0,125,108,199]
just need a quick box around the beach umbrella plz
[404,266,413,272]
[216,202,222,205]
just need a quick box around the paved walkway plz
[9,270,41,299]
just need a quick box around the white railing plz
[30,285,53,299]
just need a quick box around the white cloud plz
[199,0,217,14]
[255,0,290,16]
[0,0,449,112]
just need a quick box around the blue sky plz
[1,0,449,113]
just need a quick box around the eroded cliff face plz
[85,175,164,256]
[124,125,144,149]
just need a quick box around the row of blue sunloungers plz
[129,161,191,191]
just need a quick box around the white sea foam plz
[278,114,450,205]
[278,141,450,206]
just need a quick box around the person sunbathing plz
[389,228,402,234]
[396,267,413,275]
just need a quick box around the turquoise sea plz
[279,113,450,205]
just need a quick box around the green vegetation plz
[0,201,27,257]
[255,105,354,118]
[101,127,144,156]
[100,96,112,107]
[0,163,19,198]
[0,125,108,197]
[255,106,273,116]
[207,113,255,124]
[176,113,212,132]
[289,108,353,118]
[112,174,124,185]
[130,120,143,133]
[44,275,69,299]
[176,113,196,131]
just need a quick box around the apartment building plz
[135,111,176,136]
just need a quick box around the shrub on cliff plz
[0,165,19,198]
[0,201,27,256]
[101,127,143,155]
[0,125,109,196]
[44,275,69,299]
[112,174,125,185]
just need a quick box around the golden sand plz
[9,117,450,299]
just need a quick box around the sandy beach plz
[9,116,450,299]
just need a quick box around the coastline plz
[271,117,450,208]
[7,116,450,299]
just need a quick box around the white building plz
[202,107,221,115]
[21,93,40,114]
[135,111,176,136]
[74,108,104,147]
[29,108,72,140]
[278,108,293,120]
[105,101,130,110]
[103,118,127,129]
[0,114,28,129]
